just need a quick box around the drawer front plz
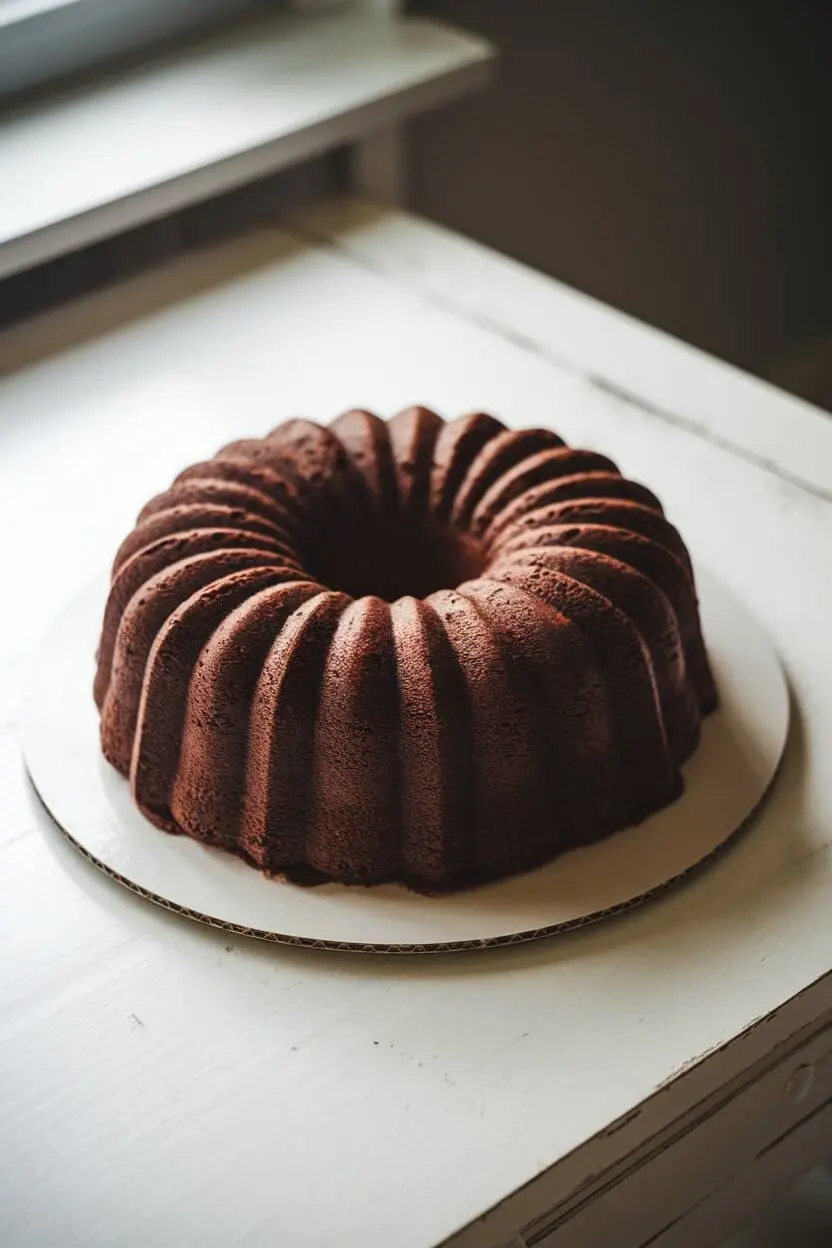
[518,1023,832,1248]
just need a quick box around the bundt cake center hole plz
[308,517,486,601]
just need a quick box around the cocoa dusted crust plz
[95,409,717,894]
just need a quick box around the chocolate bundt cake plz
[95,409,716,893]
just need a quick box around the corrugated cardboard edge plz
[29,756,785,955]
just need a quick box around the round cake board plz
[23,570,788,954]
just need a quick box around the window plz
[0,0,278,98]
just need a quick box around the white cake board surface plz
[23,570,788,954]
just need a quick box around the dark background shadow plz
[409,0,832,409]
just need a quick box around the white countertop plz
[1,197,831,1248]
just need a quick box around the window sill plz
[0,9,494,280]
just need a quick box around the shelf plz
[0,10,494,279]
